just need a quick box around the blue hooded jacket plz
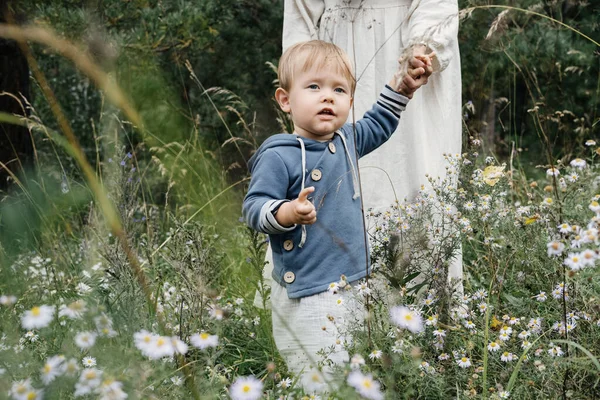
[243,85,408,298]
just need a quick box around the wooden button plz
[283,239,294,251]
[328,142,336,154]
[311,169,322,181]
[283,271,296,283]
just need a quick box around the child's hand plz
[275,186,317,227]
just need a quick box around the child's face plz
[277,62,353,141]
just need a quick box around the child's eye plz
[334,87,346,93]
[307,84,319,90]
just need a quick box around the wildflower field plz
[0,1,599,399]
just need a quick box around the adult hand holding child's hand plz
[392,48,435,98]
[275,186,317,227]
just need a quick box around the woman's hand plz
[391,50,435,98]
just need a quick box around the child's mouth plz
[319,108,335,116]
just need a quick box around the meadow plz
[0,1,598,399]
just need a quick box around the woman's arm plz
[282,0,325,51]
[404,0,459,72]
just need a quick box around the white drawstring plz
[296,136,307,248]
[335,131,360,199]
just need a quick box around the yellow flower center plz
[85,371,97,380]
[16,385,27,394]
[461,357,468,362]
[27,392,37,400]
[156,338,165,347]
[31,307,40,317]
[200,333,209,340]
[44,364,52,373]
[404,314,413,321]
[143,335,151,343]
[362,379,372,389]
[242,385,251,393]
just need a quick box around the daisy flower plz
[58,300,87,320]
[570,158,587,168]
[74,331,97,350]
[564,253,583,271]
[301,369,326,395]
[9,379,33,399]
[477,302,488,314]
[41,355,65,385]
[355,282,372,296]
[499,326,513,336]
[98,379,128,400]
[546,241,564,257]
[585,139,596,146]
[426,315,439,326]
[590,201,600,213]
[566,173,579,183]
[208,305,225,320]
[546,167,560,177]
[438,353,450,361]
[170,336,188,355]
[541,198,553,207]
[548,344,564,357]
[368,350,382,360]
[278,377,293,389]
[327,282,339,294]
[521,340,532,350]
[500,352,515,362]
[432,329,446,338]
[456,357,471,368]
[463,201,476,211]
[144,335,174,360]
[133,330,156,356]
[59,358,79,377]
[390,306,423,333]
[498,391,510,399]
[347,371,384,400]
[517,330,531,339]
[0,295,17,306]
[488,341,501,352]
[19,389,43,400]
[498,332,510,342]
[21,305,55,330]
[98,326,117,338]
[74,368,103,396]
[350,354,366,369]
[82,356,96,368]
[190,332,218,350]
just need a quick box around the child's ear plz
[275,88,291,113]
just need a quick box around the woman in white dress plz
[259,0,463,381]
[283,0,462,216]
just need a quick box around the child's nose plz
[321,90,334,103]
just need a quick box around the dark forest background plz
[0,0,598,192]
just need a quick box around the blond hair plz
[278,40,355,94]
